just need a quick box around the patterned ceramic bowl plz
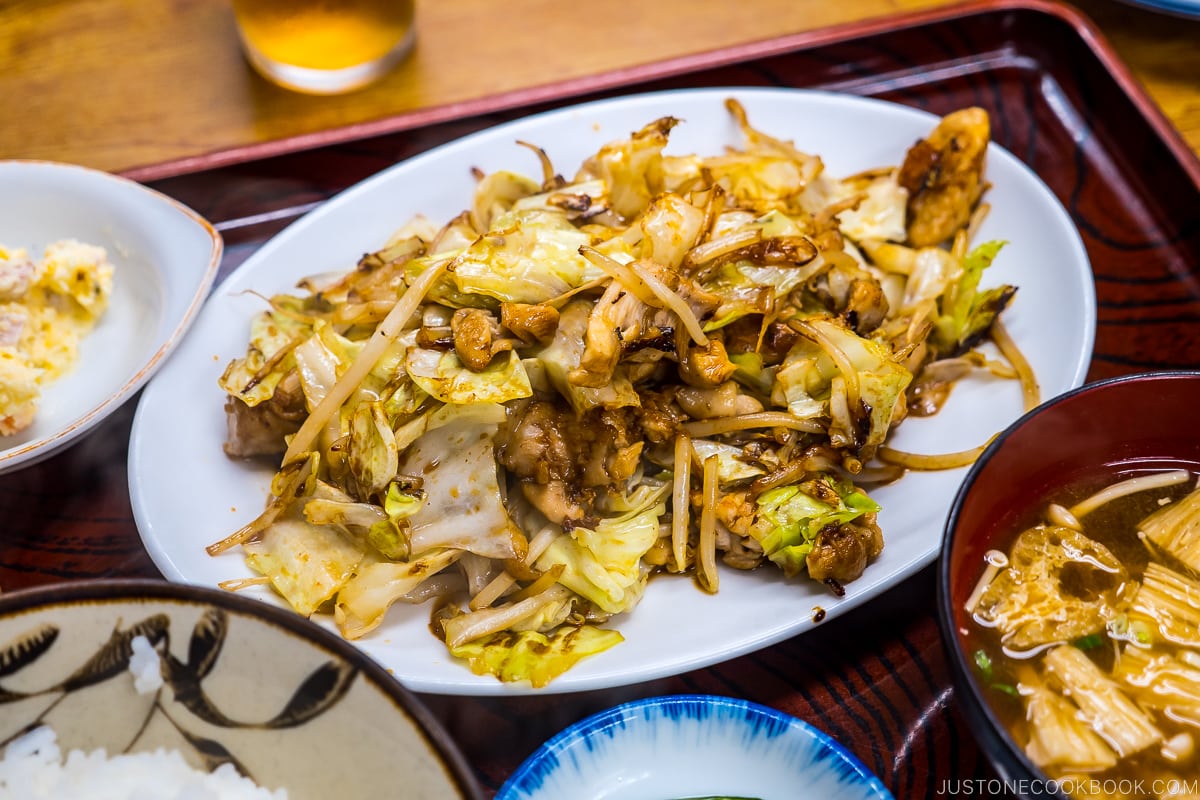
[496,694,893,800]
[0,579,483,799]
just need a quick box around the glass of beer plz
[231,0,416,95]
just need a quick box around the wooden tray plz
[6,1,1200,796]
[144,0,1200,387]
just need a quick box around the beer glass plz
[231,0,416,95]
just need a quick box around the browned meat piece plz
[415,324,453,350]
[761,321,802,365]
[637,390,683,444]
[500,302,560,344]
[571,256,723,390]
[500,400,573,485]
[805,517,884,584]
[809,257,890,334]
[843,276,890,334]
[500,399,653,523]
[898,107,990,247]
[713,490,755,537]
[722,533,764,570]
[678,336,738,388]
[675,381,763,419]
[520,480,591,527]
[570,281,629,389]
[451,307,513,371]
[896,139,938,196]
[222,371,306,458]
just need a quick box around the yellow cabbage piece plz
[536,491,666,614]
[449,625,623,688]
[334,548,462,639]
[244,514,364,617]
[406,347,532,405]
[397,414,526,560]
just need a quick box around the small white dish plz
[496,694,894,800]
[0,161,222,474]
[129,87,1095,695]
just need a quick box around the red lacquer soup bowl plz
[937,370,1200,798]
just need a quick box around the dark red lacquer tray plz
[6,1,1200,797]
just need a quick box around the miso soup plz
[962,468,1200,798]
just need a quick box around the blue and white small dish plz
[496,694,894,800]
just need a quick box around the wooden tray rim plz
[121,0,1200,192]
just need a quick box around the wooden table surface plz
[1,1,1199,798]
[1,0,1197,174]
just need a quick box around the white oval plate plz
[129,88,1095,696]
[496,694,893,800]
[0,161,222,474]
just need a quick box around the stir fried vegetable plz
[217,99,1027,686]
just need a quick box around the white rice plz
[0,636,289,799]
[127,635,163,696]
[0,727,289,799]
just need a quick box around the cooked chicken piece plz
[722,532,764,570]
[451,307,514,371]
[572,254,723,389]
[500,400,574,485]
[500,302,560,344]
[637,390,684,444]
[222,371,306,458]
[843,275,890,334]
[675,381,763,419]
[898,107,990,247]
[809,255,891,336]
[806,517,884,584]
[521,480,591,527]
[570,281,628,388]
[713,489,755,537]
[500,398,651,524]
[678,335,737,388]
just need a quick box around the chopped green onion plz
[974,648,994,679]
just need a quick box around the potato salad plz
[0,240,113,435]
